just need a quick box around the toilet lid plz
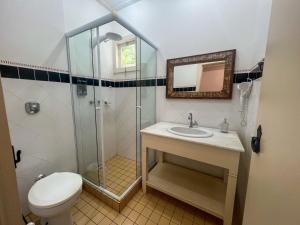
[28,172,82,209]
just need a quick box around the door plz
[0,79,23,225]
[243,1,300,225]
[68,29,103,186]
[137,38,157,176]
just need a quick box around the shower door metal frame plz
[66,15,158,201]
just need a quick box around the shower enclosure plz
[66,15,157,200]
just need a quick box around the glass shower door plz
[68,29,102,186]
[136,38,157,177]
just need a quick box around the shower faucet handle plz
[89,100,101,105]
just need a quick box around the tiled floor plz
[84,155,137,196]
[27,188,222,225]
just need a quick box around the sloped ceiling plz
[97,0,141,11]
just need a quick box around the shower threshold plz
[83,176,142,211]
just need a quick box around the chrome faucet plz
[188,113,198,128]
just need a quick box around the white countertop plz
[141,122,245,152]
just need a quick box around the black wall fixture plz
[12,145,22,168]
[252,125,262,153]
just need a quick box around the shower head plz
[92,32,122,48]
[104,32,122,42]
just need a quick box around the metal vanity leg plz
[223,172,238,225]
[142,143,149,193]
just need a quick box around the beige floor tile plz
[153,204,164,215]
[134,202,145,213]
[92,212,105,224]
[76,199,88,209]
[141,207,152,218]
[100,205,111,215]
[123,218,135,225]
[162,208,173,220]
[76,215,90,225]
[87,220,97,225]
[107,210,119,221]
[128,200,138,209]
[146,220,156,225]
[158,217,170,225]
[82,204,98,219]
[149,211,161,224]
[170,214,182,225]
[74,211,85,223]
[135,215,148,225]
[121,206,132,217]
[113,214,126,225]
[100,217,113,225]
[128,210,140,222]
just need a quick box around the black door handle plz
[251,125,262,153]
[12,145,22,168]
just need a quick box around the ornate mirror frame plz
[166,49,236,99]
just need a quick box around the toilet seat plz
[28,172,82,209]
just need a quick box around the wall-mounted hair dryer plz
[238,80,253,110]
[237,80,253,126]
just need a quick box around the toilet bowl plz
[28,172,82,225]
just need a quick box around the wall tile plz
[35,70,48,81]
[0,64,19,78]
[48,72,60,82]
[19,68,34,80]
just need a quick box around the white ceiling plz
[98,0,141,11]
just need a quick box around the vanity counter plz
[141,122,244,152]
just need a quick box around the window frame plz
[113,36,137,74]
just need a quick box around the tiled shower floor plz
[26,188,222,225]
[84,155,137,196]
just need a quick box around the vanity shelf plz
[147,162,226,218]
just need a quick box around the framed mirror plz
[166,50,236,99]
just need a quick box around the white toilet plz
[28,172,82,225]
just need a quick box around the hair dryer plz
[237,80,253,111]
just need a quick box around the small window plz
[114,37,136,73]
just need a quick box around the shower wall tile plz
[19,67,35,80]
[0,64,19,78]
[1,78,77,214]
[114,88,137,160]
[35,70,48,81]
[48,71,60,82]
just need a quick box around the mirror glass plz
[173,61,225,92]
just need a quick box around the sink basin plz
[168,126,213,138]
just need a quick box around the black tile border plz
[19,67,35,80]
[35,70,48,81]
[0,64,19,79]
[0,63,263,88]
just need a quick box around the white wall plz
[0,0,109,71]
[119,0,272,74]
[1,78,77,215]
[0,0,67,71]
[62,0,109,32]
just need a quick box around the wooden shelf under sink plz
[147,162,226,219]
